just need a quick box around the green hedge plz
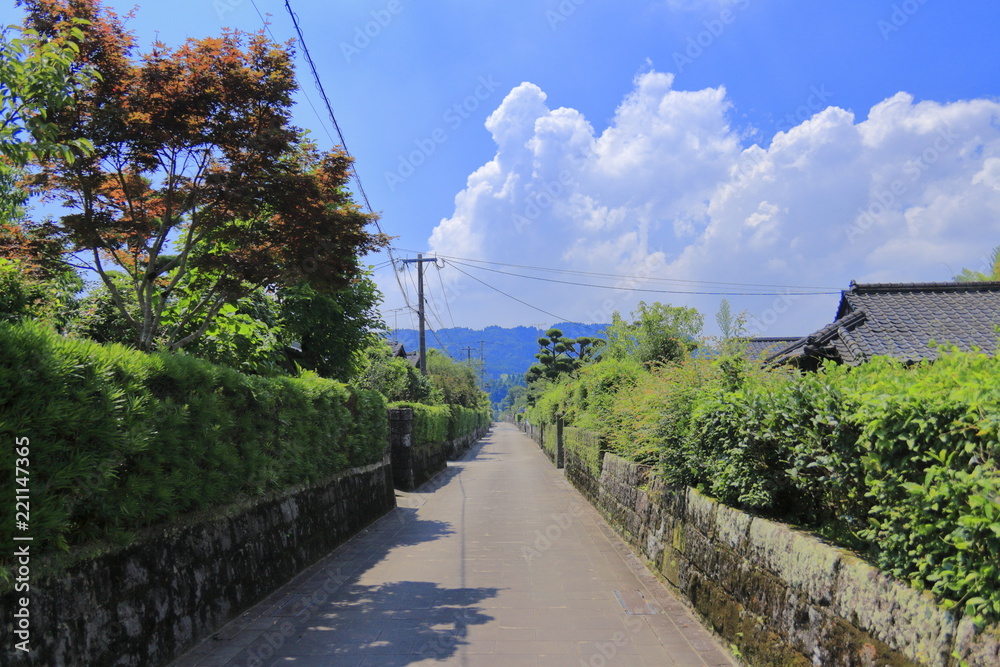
[564,426,602,478]
[0,321,388,565]
[390,401,489,446]
[638,352,1000,625]
[448,404,490,441]
[390,402,449,445]
[536,350,1000,624]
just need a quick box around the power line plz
[447,262,598,330]
[282,0,411,314]
[406,250,840,292]
[445,257,839,297]
[433,259,457,329]
[249,0,338,147]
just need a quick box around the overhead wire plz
[282,0,412,316]
[401,259,455,359]
[433,259,457,330]
[447,262,601,332]
[401,250,841,293]
[249,0,338,147]
[445,258,838,296]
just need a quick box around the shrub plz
[529,345,1000,623]
[390,401,450,445]
[448,404,490,441]
[564,426,603,478]
[0,321,388,571]
[848,353,1000,624]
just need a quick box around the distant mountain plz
[386,322,608,405]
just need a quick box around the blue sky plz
[6,0,1000,336]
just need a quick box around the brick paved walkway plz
[171,423,737,667]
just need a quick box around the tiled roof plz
[388,342,421,367]
[766,281,1000,366]
[743,337,801,360]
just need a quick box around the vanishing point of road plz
[172,423,738,667]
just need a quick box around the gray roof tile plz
[767,281,1000,366]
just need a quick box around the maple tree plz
[18,0,389,351]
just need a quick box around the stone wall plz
[1,456,396,667]
[389,407,490,491]
[567,451,1000,667]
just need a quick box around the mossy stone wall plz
[0,456,395,667]
[568,452,1000,667]
[389,407,489,491]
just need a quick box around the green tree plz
[353,342,434,404]
[278,268,384,381]
[955,245,1000,282]
[525,327,602,384]
[64,271,137,343]
[602,301,703,365]
[0,20,96,166]
[21,0,388,352]
[426,349,488,409]
[1,18,96,301]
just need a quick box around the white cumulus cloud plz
[425,72,1000,335]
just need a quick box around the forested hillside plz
[388,323,607,406]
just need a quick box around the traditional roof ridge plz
[837,281,1000,319]
[763,310,867,365]
[847,280,1000,292]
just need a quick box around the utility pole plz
[401,254,437,375]
[386,307,407,342]
[461,346,475,362]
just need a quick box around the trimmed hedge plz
[389,401,490,446]
[0,321,388,568]
[532,350,1000,625]
[390,402,450,445]
[564,426,602,478]
[448,404,490,441]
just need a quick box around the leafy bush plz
[0,321,388,571]
[847,353,1000,624]
[390,402,450,446]
[389,401,489,446]
[528,346,1000,624]
[564,426,603,478]
[448,404,490,441]
[354,344,434,403]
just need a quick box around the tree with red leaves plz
[18,0,389,351]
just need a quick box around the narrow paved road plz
[172,423,737,667]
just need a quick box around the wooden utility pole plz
[401,254,437,375]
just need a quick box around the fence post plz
[556,416,564,469]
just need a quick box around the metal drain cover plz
[613,589,656,615]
